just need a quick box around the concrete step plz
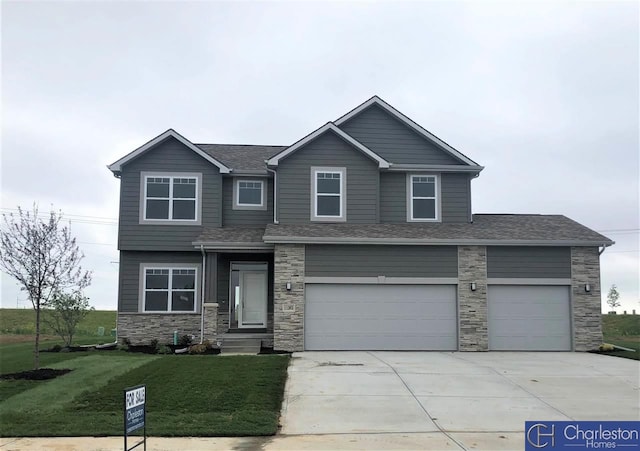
[220,338,261,355]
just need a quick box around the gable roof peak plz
[266,122,390,168]
[108,128,231,174]
[335,96,479,167]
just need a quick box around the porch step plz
[220,338,262,355]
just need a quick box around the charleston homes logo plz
[525,422,640,450]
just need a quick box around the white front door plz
[239,270,267,328]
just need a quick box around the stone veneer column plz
[203,303,218,342]
[458,245,488,351]
[571,247,603,351]
[273,244,305,352]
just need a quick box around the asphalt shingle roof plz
[262,214,613,245]
[196,144,286,172]
[194,227,267,244]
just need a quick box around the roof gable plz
[108,129,231,174]
[266,123,389,168]
[335,96,479,166]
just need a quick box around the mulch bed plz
[0,368,72,381]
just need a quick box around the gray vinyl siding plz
[338,104,463,165]
[305,245,458,277]
[380,172,471,223]
[215,253,274,318]
[441,173,471,223]
[487,246,571,278]
[118,137,222,251]
[380,172,406,223]
[118,251,202,312]
[222,177,273,226]
[277,130,379,224]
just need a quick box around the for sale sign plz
[124,385,145,434]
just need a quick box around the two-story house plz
[108,96,613,352]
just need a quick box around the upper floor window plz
[140,172,201,224]
[143,266,197,313]
[311,167,346,222]
[233,179,266,210]
[408,174,439,221]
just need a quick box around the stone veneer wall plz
[458,245,488,351]
[273,244,305,352]
[571,247,603,351]
[203,303,218,342]
[117,313,201,345]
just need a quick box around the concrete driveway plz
[280,351,639,449]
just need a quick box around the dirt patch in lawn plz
[1,368,72,380]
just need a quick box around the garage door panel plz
[305,284,457,351]
[489,285,571,351]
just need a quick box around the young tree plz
[0,206,91,369]
[44,291,94,347]
[607,285,621,310]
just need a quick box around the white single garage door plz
[488,285,571,351]
[305,284,457,351]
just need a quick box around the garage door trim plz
[305,276,459,284]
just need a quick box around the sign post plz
[124,385,146,451]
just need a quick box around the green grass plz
[0,308,116,337]
[601,314,639,360]
[0,341,290,437]
[0,341,89,375]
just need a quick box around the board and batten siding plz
[118,137,222,251]
[222,177,273,226]
[487,246,571,278]
[118,251,202,313]
[380,172,471,223]
[305,245,458,278]
[338,104,463,165]
[277,130,379,224]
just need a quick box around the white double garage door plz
[304,284,571,351]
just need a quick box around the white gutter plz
[266,166,278,224]
[199,244,206,344]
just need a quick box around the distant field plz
[0,309,116,338]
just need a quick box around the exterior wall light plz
[585,284,591,293]
[286,281,292,291]
[470,282,477,291]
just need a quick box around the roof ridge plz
[195,143,287,148]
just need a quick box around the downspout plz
[266,166,279,224]
[199,244,206,344]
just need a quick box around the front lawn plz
[0,343,290,437]
[601,314,640,360]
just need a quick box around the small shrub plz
[178,335,192,346]
[188,344,208,354]
[157,345,173,355]
[150,339,159,349]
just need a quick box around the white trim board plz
[266,123,389,168]
[108,129,231,174]
[334,96,479,167]
[487,278,572,285]
[305,277,459,285]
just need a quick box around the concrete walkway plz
[2,352,637,450]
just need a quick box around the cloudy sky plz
[1,1,638,313]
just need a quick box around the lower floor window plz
[143,267,197,312]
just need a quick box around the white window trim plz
[310,167,347,222]
[139,263,200,313]
[139,172,202,225]
[233,178,267,211]
[407,173,441,222]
